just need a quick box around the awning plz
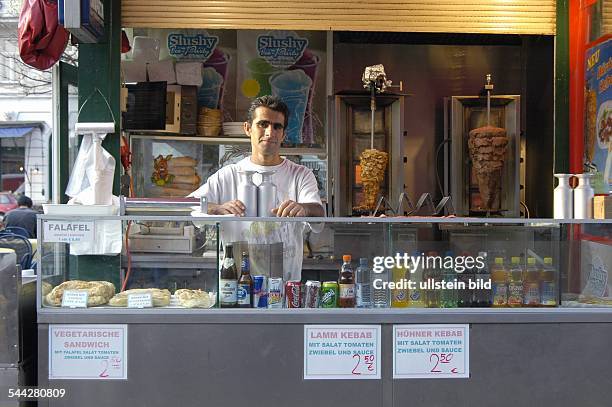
[0,127,34,138]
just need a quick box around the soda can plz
[267,277,283,309]
[320,281,338,308]
[285,281,302,308]
[253,276,268,308]
[304,281,321,308]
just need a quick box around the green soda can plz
[320,281,338,308]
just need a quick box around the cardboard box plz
[593,195,612,219]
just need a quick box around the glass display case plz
[36,215,612,311]
[128,134,328,201]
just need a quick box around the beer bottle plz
[338,254,355,308]
[219,244,238,308]
[237,251,253,308]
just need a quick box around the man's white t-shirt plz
[189,156,323,281]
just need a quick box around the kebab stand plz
[35,39,612,406]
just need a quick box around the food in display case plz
[151,155,201,197]
[356,148,388,211]
[108,288,172,307]
[467,125,509,211]
[175,289,215,308]
[44,280,116,307]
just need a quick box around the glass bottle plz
[219,244,238,308]
[355,258,372,308]
[338,255,355,308]
[237,251,253,308]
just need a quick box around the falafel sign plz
[43,220,95,243]
[304,325,381,379]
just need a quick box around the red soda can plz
[285,281,302,308]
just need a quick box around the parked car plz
[0,192,18,216]
[1,173,25,193]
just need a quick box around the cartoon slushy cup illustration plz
[289,49,320,144]
[198,67,224,109]
[270,69,312,145]
[246,57,278,97]
[203,48,230,108]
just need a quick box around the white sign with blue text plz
[393,324,469,379]
[304,325,381,380]
[43,220,95,243]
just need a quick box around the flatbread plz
[108,288,171,307]
[44,280,116,307]
[175,289,213,308]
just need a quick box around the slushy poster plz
[584,35,612,193]
[238,30,326,146]
[165,30,232,110]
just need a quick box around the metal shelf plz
[129,133,326,156]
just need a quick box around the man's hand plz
[209,200,246,216]
[272,200,306,217]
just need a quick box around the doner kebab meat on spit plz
[467,125,508,210]
[358,149,388,211]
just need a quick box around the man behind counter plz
[189,95,325,280]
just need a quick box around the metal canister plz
[320,281,338,308]
[267,277,283,309]
[237,170,258,217]
[285,281,302,308]
[304,280,321,308]
[253,275,268,308]
[257,170,277,217]
[200,196,208,213]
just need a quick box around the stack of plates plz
[197,107,222,137]
[222,121,245,137]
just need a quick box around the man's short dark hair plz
[246,95,290,128]
[17,195,32,208]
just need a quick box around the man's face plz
[244,107,286,157]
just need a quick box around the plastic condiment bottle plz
[237,170,258,217]
[523,257,541,307]
[257,170,277,217]
[507,256,524,307]
[491,257,508,308]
